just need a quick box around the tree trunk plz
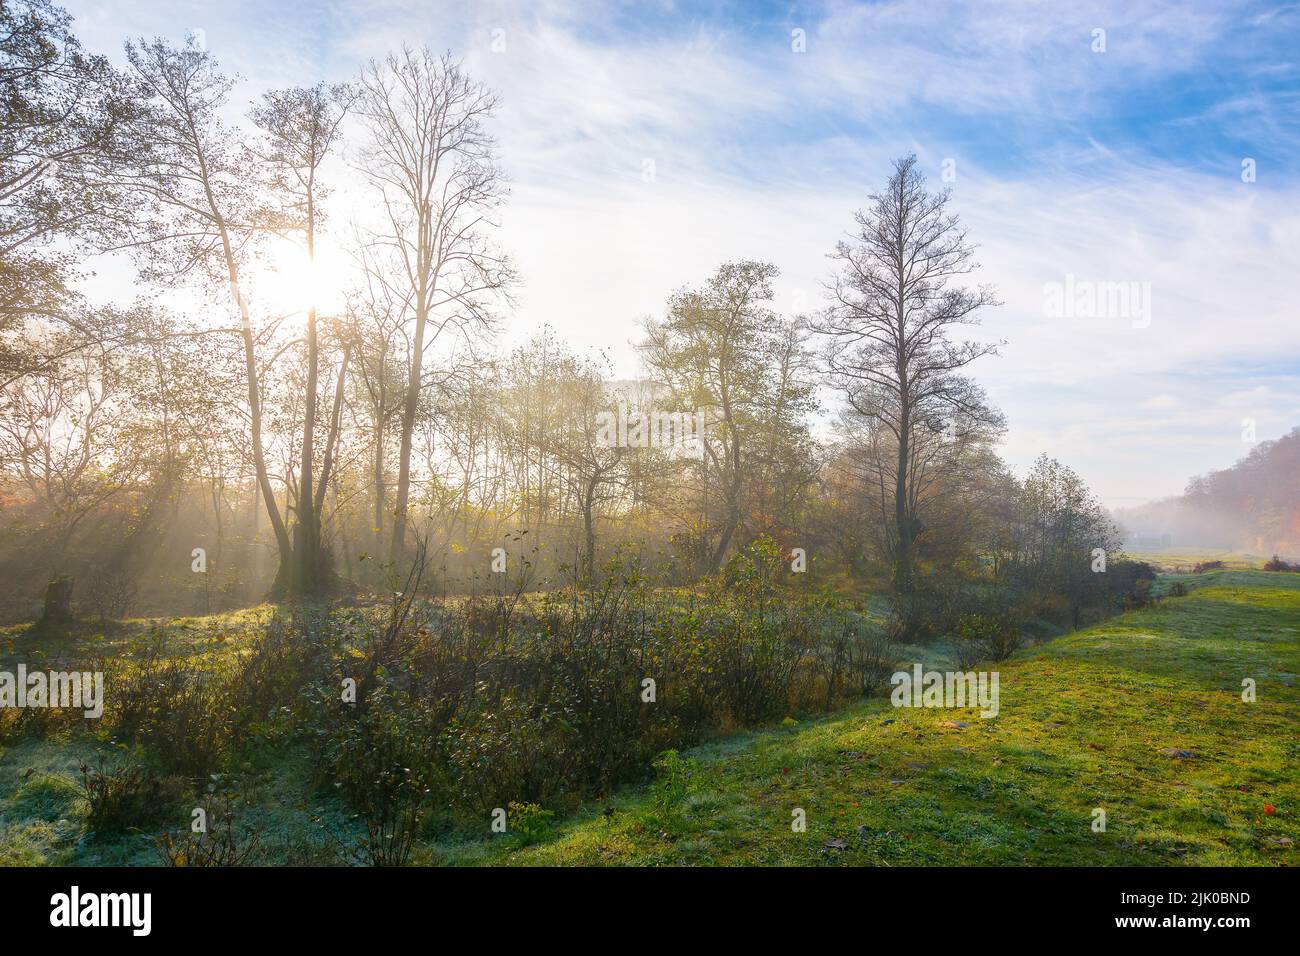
[711,505,740,573]
[294,298,322,597]
[894,367,913,598]
[709,423,744,572]
[225,246,292,597]
[581,474,598,582]
[390,292,427,565]
[41,575,74,626]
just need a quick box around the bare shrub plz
[152,791,263,866]
[83,566,137,623]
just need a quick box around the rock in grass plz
[1159,747,1199,759]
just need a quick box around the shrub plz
[79,757,184,836]
[0,702,67,743]
[648,749,694,831]
[152,789,263,867]
[1264,555,1299,572]
[953,612,1023,668]
[1193,560,1224,574]
[306,675,434,866]
[506,801,553,846]
[439,694,577,813]
[297,542,897,839]
[818,612,895,703]
[83,567,137,623]
[113,640,232,778]
[225,610,334,734]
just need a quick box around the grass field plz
[2,569,1297,865]
[438,569,1300,865]
[1125,549,1269,572]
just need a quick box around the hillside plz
[1117,427,1300,560]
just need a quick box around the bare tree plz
[353,47,513,565]
[817,154,1001,604]
[347,241,411,567]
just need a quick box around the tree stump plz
[41,575,75,625]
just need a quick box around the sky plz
[61,0,1300,507]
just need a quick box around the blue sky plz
[64,0,1300,505]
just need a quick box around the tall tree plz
[251,82,351,596]
[110,38,294,587]
[817,154,1001,604]
[353,46,513,565]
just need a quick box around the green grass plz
[2,571,1297,865]
[437,569,1300,866]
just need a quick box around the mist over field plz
[1114,428,1300,558]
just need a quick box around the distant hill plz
[1116,427,1300,559]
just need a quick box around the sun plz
[252,239,351,317]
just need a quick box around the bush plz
[113,639,232,778]
[225,610,334,734]
[648,749,694,831]
[306,676,433,866]
[79,757,184,836]
[0,701,72,743]
[1193,560,1224,574]
[817,612,895,704]
[152,789,263,867]
[506,801,553,846]
[83,567,137,623]
[1264,555,1299,572]
[953,612,1023,668]
[296,540,891,837]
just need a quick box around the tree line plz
[1,0,1128,634]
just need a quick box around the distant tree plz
[506,337,632,581]
[1183,427,1300,557]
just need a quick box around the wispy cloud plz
[63,0,1300,504]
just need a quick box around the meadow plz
[2,565,1295,866]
